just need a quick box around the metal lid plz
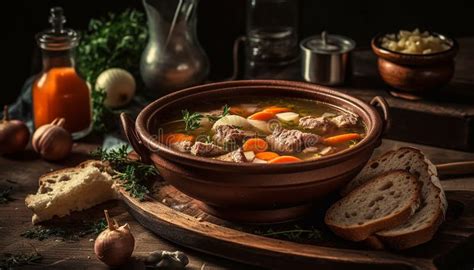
[300,31,356,54]
[36,7,79,51]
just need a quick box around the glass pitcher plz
[140,0,209,97]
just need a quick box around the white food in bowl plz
[381,29,451,55]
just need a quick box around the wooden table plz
[1,138,474,269]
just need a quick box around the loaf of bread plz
[340,147,447,249]
[325,170,421,242]
[25,160,118,224]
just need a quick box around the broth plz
[158,97,366,164]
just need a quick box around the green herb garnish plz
[206,104,230,123]
[91,145,157,200]
[182,110,202,132]
[0,251,42,268]
[0,187,13,204]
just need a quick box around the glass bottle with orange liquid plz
[33,7,91,139]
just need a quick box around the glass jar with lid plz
[33,7,92,139]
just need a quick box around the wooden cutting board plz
[118,180,474,270]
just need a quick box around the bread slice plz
[25,160,118,224]
[325,170,421,242]
[342,147,447,249]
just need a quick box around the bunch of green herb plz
[182,105,230,132]
[254,225,324,242]
[77,9,148,133]
[21,218,107,241]
[91,145,157,200]
[91,88,109,133]
[0,187,13,204]
[0,251,42,268]
[77,9,147,85]
[21,227,66,241]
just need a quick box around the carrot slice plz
[243,138,268,153]
[248,111,275,121]
[255,151,280,161]
[263,106,291,114]
[323,133,361,145]
[268,155,302,163]
[162,133,195,144]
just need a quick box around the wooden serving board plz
[118,180,474,270]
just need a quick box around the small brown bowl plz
[121,80,390,223]
[371,32,458,94]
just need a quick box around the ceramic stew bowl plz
[371,32,458,95]
[121,80,390,223]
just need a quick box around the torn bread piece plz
[25,161,117,224]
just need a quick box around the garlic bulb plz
[95,68,136,108]
[94,210,135,267]
[145,250,189,268]
[0,106,30,154]
[32,118,72,161]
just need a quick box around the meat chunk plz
[299,116,334,133]
[266,128,321,153]
[302,145,335,155]
[213,125,247,146]
[169,141,192,153]
[215,148,248,163]
[330,114,358,128]
[190,142,226,157]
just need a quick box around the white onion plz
[252,158,267,164]
[95,68,136,109]
[243,151,255,161]
[247,119,271,134]
[212,115,250,130]
[276,112,299,122]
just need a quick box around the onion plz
[247,119,271,134]
[276,112,299,122]
[243,151,255,161]
[32,118,72,161]
[95,68,136,108]
[212,115,250,130]
[94,210,135,267]
[0,105,30,154]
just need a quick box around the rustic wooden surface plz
[1,139,474,269]
[119,185,474,270]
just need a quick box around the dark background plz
[2,0,474,105]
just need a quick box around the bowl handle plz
[120,113,152,164]
[369,96,391,135]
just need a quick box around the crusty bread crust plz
[374,183,445,249]
[375,208,444,249]
[342,147,447,250]
[38,160,102,186]
[325,170,421,242]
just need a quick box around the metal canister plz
[300,32,356,85]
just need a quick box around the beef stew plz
[158,97,366,164]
